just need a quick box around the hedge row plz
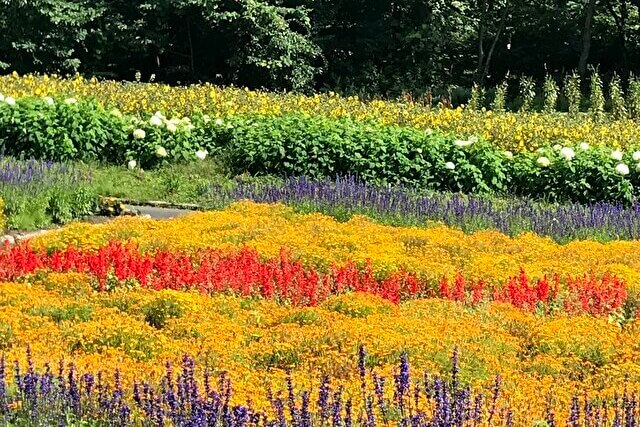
[1,96,640,204]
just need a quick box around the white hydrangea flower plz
[444,162,455,170]
[214,118,224,126]
[166,123,177,133]
[196,150,208,160]
[155,146,168,158]
[579,142,590,151]
[64,97,77,105]
[149,115,163,127]
[537,156,550,167]
[168,118,181,126]
[127,160,137,170]
[43,96,54,106]
[203,115,211,124]
[4,97,16,106]
[0,93,5,102]
[632,151,640,161]
[615,163,630,176]
[504,151,513,159]
[454,139,473,148]
[154,111,165,119]
[553,144,562,151]
[611,149,624,161]
[133,129,146,140]
[559,147,575,161]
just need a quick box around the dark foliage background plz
[1,0,639,96]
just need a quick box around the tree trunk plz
[482,2,509,84]
[578,0,597,76]
[187,18,195,78]
[474,0,488,83]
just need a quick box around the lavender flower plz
[344,399,353,427]
[318,374,331,426]
[358,345,366,395]
[372,373,387,422]
[394,352,410,414]
[451,346,460,391]
[332,387,343,427]
[301,391,311,427]
[0,346,636,427]
[286,370,299,426]
[206,174,640,243]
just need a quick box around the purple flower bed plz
[208,175,640,243]
[0,347,634,426]
[0,157,95,229]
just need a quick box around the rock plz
[1,235,15,245]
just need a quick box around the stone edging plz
[1,197,201,245]
[2,229,52,245]
[101,196,203,211]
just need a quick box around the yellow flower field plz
[31,201,640,291]
[0,272,638,426]
[1,73,640,152]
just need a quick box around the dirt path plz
[2,204,196,245]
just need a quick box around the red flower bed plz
[0,241,628,315]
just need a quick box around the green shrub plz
[0,98,128,161]
[519,76,536,112]
[280,309,324,326]
[221,114,509,195]
[589,68,605,119]
[467,84,483,111]
[0,320,14,350]
[27,304,93,323]
[609,74,628,120]
[629,74,640,120]
[491,79,508,113]
[66,321,159,361]
[142,296,185,329]
[0,97,212,169]
[509,146,635,204]
[564,71,581,115]
[219,114,640,204]
[542,74,558,113]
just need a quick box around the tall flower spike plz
[345,399,353,427]
[358,345,367,392]
[487,374,502,425]
[395,352,410,414]
[286,370,299,426]
[301,391,312,427]
[451,347,460,391]
[0,356,6,413]
[318,374,331,426]
[332,387,343,427]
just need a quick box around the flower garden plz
[3,74,640,426]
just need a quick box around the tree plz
[473,0,511,85]
[0,0,104,72]
[578,0,598,76]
